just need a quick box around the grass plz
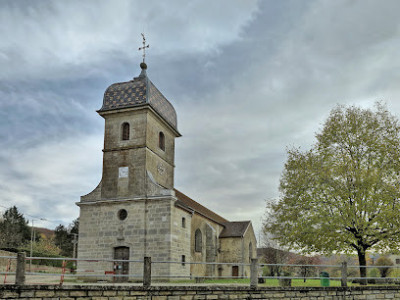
[261,279,347,287]
[168,278,349,287]
[59,277,399,287]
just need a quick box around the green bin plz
[320,271,330,287]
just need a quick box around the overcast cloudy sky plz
[1,0,400,240]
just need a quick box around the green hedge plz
[18,248,74,269]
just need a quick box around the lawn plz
[261,279,346,287]
[169,278,348,287]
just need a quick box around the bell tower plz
[97,62,181,199]
[76,56,188,281]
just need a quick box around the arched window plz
[159,131,165,151]
[122,123,130,140]
[195,229,202,252]
[249,242,253,262]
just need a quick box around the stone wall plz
[2,285,400,299]
[190,214,224,277]
[77,197,179,280]
[145,110,177,188]
[169,204,191,278]
[219,237,243,278]
[240,223,257,278]
[218,225,257,279]
[96,107,177,200]
[101,109,148,199]
[77,200,146,279]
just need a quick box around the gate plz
[232,266,239,277]
[114,246,129,282]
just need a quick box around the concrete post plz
[341,261,347,287]
[15,252,26,285]
[250,258,258,288]
[143,256,151,287]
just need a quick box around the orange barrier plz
[3,258,11,284]
[59,260,66,286]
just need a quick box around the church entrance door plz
[114,246,129,282]
[232,266,239,277]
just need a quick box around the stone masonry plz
[76,62,257,281]
[77,64,187,280]
[2,285,400,299]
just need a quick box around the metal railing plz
[1,253,400,287]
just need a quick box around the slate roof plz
[99,67,178,132]
[174,190,252,238]
[219,221,251,238]
[174,189,228,225]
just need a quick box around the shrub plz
[376,257,394,278]
[368,268,379,278]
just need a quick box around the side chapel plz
[76,58,257,281]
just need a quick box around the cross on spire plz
[138,33,149,63]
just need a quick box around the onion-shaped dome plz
[99,63,178,132]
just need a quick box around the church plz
[76,57,257,281]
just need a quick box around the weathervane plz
[138,33,149,63]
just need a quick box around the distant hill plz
[35,227,54,239]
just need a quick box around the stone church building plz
[76,62,257,281]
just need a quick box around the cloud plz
[0,0,259,81]
[1,0,400,237]
[174,0,400,234]
[0,133,103,227]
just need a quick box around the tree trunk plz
[357,249,367,285]
[303,267,307,282]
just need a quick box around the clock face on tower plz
[119,167,129,178]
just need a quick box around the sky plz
[1,0,400,241]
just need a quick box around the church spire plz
[138,33,149,73]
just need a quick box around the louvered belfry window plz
[122,123,130,140]
[159,131,165,151]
